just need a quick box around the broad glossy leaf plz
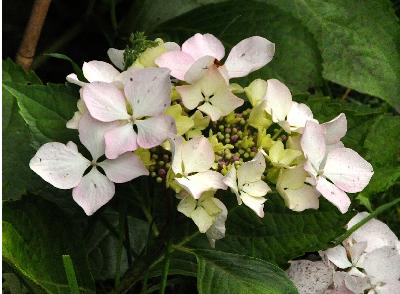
[266,0,400,111]
[3,197,95,293]
[191,195,353,266]
[194,249,297,294]
[129,0,323,93]
[3,82,78,145]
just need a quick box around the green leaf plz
[2,58,42,85]
[2,91,43,201]
[2,59,44,201]
[62,255,80,294]
[193,195,354,266]
[3,196,95,293]
[126,0,400,110]
[87,210,149,280]
[130,0,323,93]
[3,82,78,145]
[361,114,400,197]
[265,0,400,111]
[193,249,297,294]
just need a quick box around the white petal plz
[104,123,138,159]
[277,165,308,190]
[325,245,353,269]
[286,102,315,133]
[237,151,266,188]
[343,273,370,293]
[170,136,184,175]
[72,168,115,215]
[223,165,239,198]
[82,82,129,122]
[124,67,171,118]
[184,55,215,83]
[164,42,180,51]
[347,212,400,253]
[225,36,275,78]
[322,113,347,145]
[107,48,125,70]
[197,102,223,121]
[363,246,400,283]
[375,281,400,294]
[82,61,119,83]
[182,33,225,61]
[175,170,227,199]
[29,142,90,189]
[66,73,86,87]
[191,206,213,233]
[78,113,117,161]
[301,121,326,172]
[176,84,205,110]
[177,196,197,217]
[278,184,320,212]
[209,87,244,117]
[244,78,268,107]
[264,79,292,122]
[136,114,176,149]
[287,260,333,294]
[240,192,266,218]
[98,153,148,183]
[66,111,82,129]
[241,180,270,197]
[155,50,195,80]
[316,177,351,213]
[349,241,367,265]
[206,198,228,247]
[181,136,214,174]
[323,147,374,193]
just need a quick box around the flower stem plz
[333,197,400,245]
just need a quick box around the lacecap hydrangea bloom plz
[287,212,400,294]
[29,32,374,245]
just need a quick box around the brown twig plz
[341,88,351,100]
[15,0,52,71]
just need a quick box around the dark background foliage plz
[3,0,400,293]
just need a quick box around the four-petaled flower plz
[82,67,177,159]
[29,113,149,215]
[156,33,275,82]
[223,151,271,217]
[176,65,244,121]
[170,136,227,199]
[301,117,374,213]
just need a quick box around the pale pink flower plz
[176,65,244,121]
[29,113,148,215]
[155,33,275,82]
[301,117,373,213]
[66,60,120,86]
[82,67,176,159]
[170,136,227,199]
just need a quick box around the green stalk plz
[333,197,400,245]
[62,255,79,294]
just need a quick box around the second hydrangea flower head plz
[29,32,374,245]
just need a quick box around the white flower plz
[276,165,320,212]
[286,260,334,294]
[66,60,121,87]
[30,113,148,215]
[245,78,316,133]
[301,118,374,213]
[82,67,176,159]
[223,151,270,217]
[156,33,275,82]
[170,136,227,199]
[176,65,244,121]
[177,191,227,247]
